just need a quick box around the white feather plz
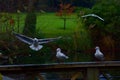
[81,14,104,21]
[30,45,43,51]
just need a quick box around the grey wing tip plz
[58,36,62,39]
[101,18,104,21]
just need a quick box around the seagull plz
[81,14,104,21]
[56,48,69,62]
[13,32,62,51]
[94,46,104,61]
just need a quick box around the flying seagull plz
[13,32,62,51]
[81,14,104,21]
[94,46,104,61]
[56,48,69,62]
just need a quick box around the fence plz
[0,61,120,80]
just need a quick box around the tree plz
[56,3,74,30]
[23,0,37,37]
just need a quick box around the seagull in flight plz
[94,46,104,61]
[81,14,104,21]
[13,32,62,51]
[56,48,69,62]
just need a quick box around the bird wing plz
[95,51,104,60]
[92,14,104,21]
[98,54,104,60]
[38,36,62,44]
[60,53,69,59]
[81,14,91,17]
[81,14,104,21]
[13,32,33,45]
[58,52,68,58]
[56,52,66,59]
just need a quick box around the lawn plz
[36,13,77,36]
[13,13,78,37]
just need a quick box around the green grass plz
[13,13,78,37]
[0,12,78,37]
[36,13,77,37]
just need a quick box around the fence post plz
[87,68,99,80]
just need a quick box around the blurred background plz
[0,0,120,79]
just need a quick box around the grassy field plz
[36,13,77,37]
[12,13,78,37]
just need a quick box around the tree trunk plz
[23,0,37,37]
[63,18,66,30]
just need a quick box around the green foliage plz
[81,0,120,40]
[92,0,120,34]
[73,22,93,51]
[0,13,12,32]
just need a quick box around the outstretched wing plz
[92,14,104,21]
[81,14,104,21]
[81,14,93,17]
[38,36,62,44]
[13,32,33,45]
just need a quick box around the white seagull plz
[81,14,104,21]
[94,46,104,61]
[56,48,69,61]
[13,32,62,51]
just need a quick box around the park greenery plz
[0,0,120,64]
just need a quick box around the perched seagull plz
[94,46,104,61]
[81,14,104,21]
[56,48,69,62]
[13,32,62,51]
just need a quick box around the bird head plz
[56,48,61,52]
[95,46,100,50]
[33,38,38,42]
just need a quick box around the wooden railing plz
[0,61,120,80]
